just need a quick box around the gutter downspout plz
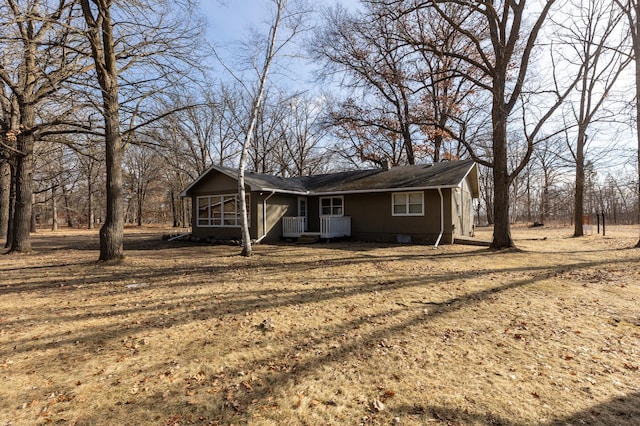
[434,188,444,248]
[255,191,276,243]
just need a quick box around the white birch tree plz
[216,0,308,256]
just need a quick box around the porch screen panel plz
[211,196,222,226]
[196,194,250,227]
[197,197,212,226]
[223,196,237,226]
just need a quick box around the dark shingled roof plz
[299,160,476,193]
[181,160,478,197]
[217,165,309,193]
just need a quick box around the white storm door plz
[298,197,308,231]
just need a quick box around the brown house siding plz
[345,190,454,244]
[260,192,297,243]
[300,189,455,244]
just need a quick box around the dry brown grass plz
[1,224,639,426]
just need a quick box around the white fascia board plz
[309,185,461,196]
[259,188,309,196]
[458,162,480,198]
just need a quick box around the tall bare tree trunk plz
[61,183,74,228]
[10,129,35,253]
[491,82,514,249]
[573,130,586,237]
[87,169,94,229]
[5,164,16,248]
[636,44,640,247]
[634,1,640,247]
[136,183,143,227]
[30,193,37,233]
[1,1,75,253]
[0,161,9,241]
[51,186,58,231]
[170,190,178,227]
[99,99,124,260]
[81,0,124,261]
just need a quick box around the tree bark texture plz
[62,183,74,228]
[5,164,16,248]
[51,186,58,231]
[490,77,514,249]
[573,130,586,237]
[87,169,94,229]
[0,161,9,239]
[10,130,35,253]
[98,98,125,261]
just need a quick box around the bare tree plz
[216,0,308,256]
[80,0,204,260]
[123,143,163,226]
[399,2,482,163]
[383,0,580,249]
[0,79,16,241]
[248,91,289,174]
[314,5,420,165]
[552,0,632,237]
[161,86,241,174]
[533,137,565,224]
[615,0,640,246]
[80,0,127,260]
[279,94,330,176]
[0,0,85,253]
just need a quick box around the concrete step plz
[297,234,320,244]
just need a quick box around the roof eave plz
[311,184,466,196]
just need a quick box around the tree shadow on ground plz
[391,391,640,425]
[56,252,638,424]
[3,231,638,425]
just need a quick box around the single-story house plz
[179,159,479,245]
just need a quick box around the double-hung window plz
[196,194,249,227]
[320,196,344,216]
[392,192,424,216]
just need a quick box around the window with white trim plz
[196,194,250,227]
[320,196,344,216]
[392,191,424,216]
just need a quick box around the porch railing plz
[282,216,305,238]
[321,216,351,238]
[282,216,351,239]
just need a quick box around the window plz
[392,192,424,216]
[196,194,249,227]
[320,196,343,216]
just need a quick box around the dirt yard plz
[1,225,639,425]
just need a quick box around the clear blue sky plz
[200,0,359,44]
[198,0,360,87]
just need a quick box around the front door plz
[298,197,308,231]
